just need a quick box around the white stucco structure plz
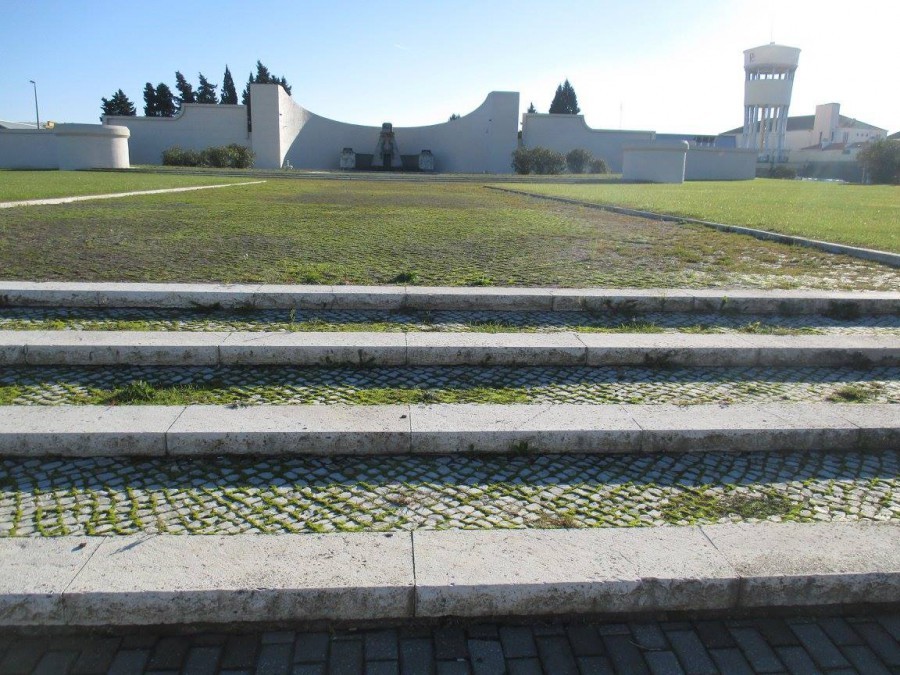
[0,124,130,170]
[520,113,654,173]
[622,142,688,183]
[55,124,130,170]
[104,104,248,165]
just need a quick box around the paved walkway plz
[1,612,897,674]
[0,182,265,209]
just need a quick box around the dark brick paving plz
[1,612,897,674]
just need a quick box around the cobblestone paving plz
[2,308,899,335]
[1,450,896,537]
[3,612,898,675]
[1,365,897,406]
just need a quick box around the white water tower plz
[742,43,800,162]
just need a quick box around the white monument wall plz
[0,130,58,169]
[103,104,249,165]
[685,148,756,181]
[622,142,688,183]
[251,84,520,172]
[520,114,654,172]
[0,125,131,170]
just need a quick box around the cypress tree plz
[142,82,157,116]
[196,74,218,104]
[154,83,177,117]
[549,80,580,114]
[174,71,196,108]
[101,89,136,117]
[220,66,238,104]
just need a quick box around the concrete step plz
[2,282,898,315]
[1,522,896,627]
[0,402,895,457]
[2,330,897,367]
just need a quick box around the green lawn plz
[0,175,896,289]
[0,170,243,201]
[503,179,899,253]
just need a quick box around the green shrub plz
[566,148,592,173]
[768,165,797,179]
[588,157,609,174]
[858,139,900,184]
[531,147,566,174]
[511,147,534,174]
[511,146,567,175]
[162,146,201,166]
[162,144,254,169]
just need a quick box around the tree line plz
[100,61,291,118]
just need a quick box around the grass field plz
[503,179,900,253]
[0,173,896,289]
[0,170,242,201]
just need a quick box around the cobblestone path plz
[2,365,896,406]
[2,308,899,335]
[2,612,898,674]
[1,450,895,537]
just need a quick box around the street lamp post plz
[28,80,41,130]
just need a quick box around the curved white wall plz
[55,124,130,170]
[251,84,520,172]
[104,104,249,165]
[521,114,654,173]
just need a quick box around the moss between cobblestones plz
[1,451,896,537]
[0,317,839,335]
[2,366,899,407]
[826,383,886,403]
[660,488,801,524]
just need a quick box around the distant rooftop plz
[0,120,39,130]
[721,114,886,136]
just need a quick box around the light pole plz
[28,80,41,129]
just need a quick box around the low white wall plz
[622,142,688,183]
[520,114,654,172]
[0,130,58,169]
[252,84,520,172]
[104,104,249,165]
[685,148,756,181]
[0,125,131,170]
[55,124,130,170]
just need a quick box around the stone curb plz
[0,403,895,457]
[1,282,898,314]
[0,522,896,626]
[1,331,897,367]
[486,186,900,269]
[0,181,266,209]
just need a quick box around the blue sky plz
[1,0,896,134]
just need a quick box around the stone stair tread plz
[0,402,895,457]
[1,282,898,314]
[1,522,896,627]
[1,330,897,367]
